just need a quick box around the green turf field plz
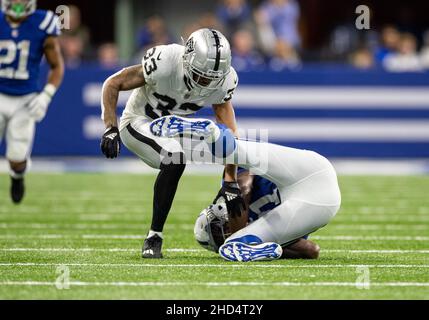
[0,173,428,299]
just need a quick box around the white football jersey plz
[120,44,238,130]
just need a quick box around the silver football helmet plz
[183,28,232,93]
[194,200,231,252]
[1,0,36,18]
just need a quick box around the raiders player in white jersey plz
[100,29,245,258]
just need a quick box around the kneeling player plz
[149,114,342,261]
[190,131,340,261]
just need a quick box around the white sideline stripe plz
[236,120,429,141]
[0,263,427,269]
[83,84,429,108]
[1,281,428,287]
[0,235,428,241]
[84,116,429,141]
[1,248,428,254]
[2,158,429,176]
[234,86,429,108]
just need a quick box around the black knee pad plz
[159,152,186,175]
[159,162,186,177]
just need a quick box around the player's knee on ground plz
[282,239,320,259]
[304,241,320,259]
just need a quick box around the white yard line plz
[0,262,427,268]
[335,217,429,222]
[0,248,202,252]
[323,249,429,254]
[0,281,428,287]
[311,235,429,241]
[0,223,193,230]
[0,215,428,223]
[0,223,427,231]
[328,224,429,231]
[1,248,429,254]
[0,234,427,241]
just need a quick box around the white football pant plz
[0,93,37,162]
[121,115,341,246]
[226,139,341,246]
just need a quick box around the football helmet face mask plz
[1,0,36,19]
[194,200,232,253]
[183,28,232,94]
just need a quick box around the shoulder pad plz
[142,44,183,85]
[36,10,61,36]
[218,67,239,103]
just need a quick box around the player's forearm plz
[213,102,238,135]
[229,172,253,233]
[101,79,120,128]
[101,65,147,128]
[213,101,239,181]
[46,62,64,89]
[218,115,238,182]
[224,165,237,182]
[44,36,64,93]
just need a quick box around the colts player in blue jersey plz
[141,113,340,261]
[173,115,341,262]
[0,0,64,203]
[195,169,328,261]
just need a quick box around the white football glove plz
[28,84,56,122]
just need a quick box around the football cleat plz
[10,177,25,204]
[218,241,238,261]
[150,115,220,143]
[142,234,163,259]
[219,241,283,262]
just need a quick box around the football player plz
[0,0,64,203]
[100,28,244,258]
[167,119,341,261]
[146,115,341,262]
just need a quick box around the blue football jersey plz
[0,10,60,95]
[247,173,281,222]
[223,171,309,242]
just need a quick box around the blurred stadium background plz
[1,0,429,173]
[1,0,429,300]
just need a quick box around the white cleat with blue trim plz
[219,241,283,262]
[150,115,220,143]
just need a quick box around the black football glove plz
[213,181,245,218]
[101,126,121,159]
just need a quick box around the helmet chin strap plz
[190,86,211,98]
[184,73,215,97]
